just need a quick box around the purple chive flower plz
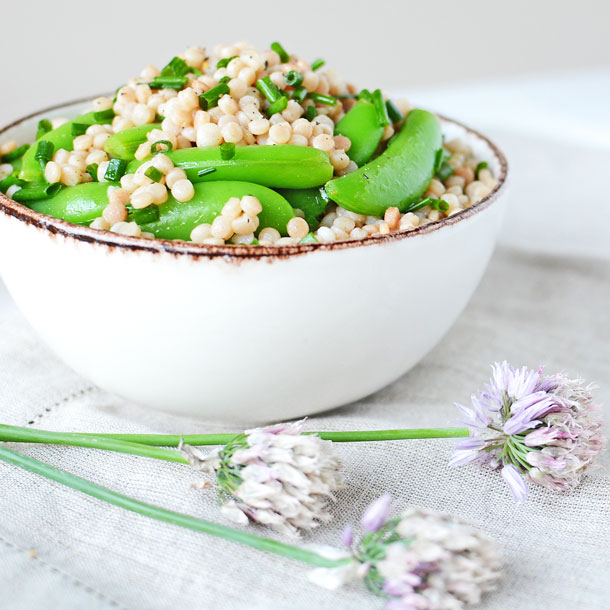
[452,362,606,501]
[341,525,354,548]
[361,494,392,532]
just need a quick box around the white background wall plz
[1,0,609,124]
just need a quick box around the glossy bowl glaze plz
[0,98,508,423]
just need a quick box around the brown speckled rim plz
[0,95,508,260]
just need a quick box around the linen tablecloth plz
[1,71,609,609]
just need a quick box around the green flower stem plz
[0,424,188,464]
[96,427,471,446]
[0,446,348,569]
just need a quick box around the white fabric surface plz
[1,72,609,610]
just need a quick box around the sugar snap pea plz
[334,95,385,167]
[140,181,295,239]
[127,145,333,189]
[20,111,114,183]
[275,187,329,230]
[27,182,117,224]
[324,109,442,216]
[104,124,160,160]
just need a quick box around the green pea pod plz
[104,124,161,160]
[276,187,329,230]
[140,181,295,239]
[20,111,114,183]
[324,109,442,216]
[28,182,116,224]
[127,145,333,189]
[334,98,384,166]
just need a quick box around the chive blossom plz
[270,41,289,63]
[93,109,115,122]
[267,96,288,116]
[34,140,54,169]
[144,166,164,182]
[86,163,99,182]
[12,183,62,202]
[150,140,173,155]
[216,55,238,69]
[2,144,29,163]
[256,76,281,103]
[197,167,217,177]
[308,93,337,106]
[104,158,128,182]
[285,70,304,87]
[310,58,325,72]
[385,100,403,124]
[36,119,53,140]
[220,142,236,160]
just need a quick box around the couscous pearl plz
[384,207,401,230]
[258,227,281,243]
[111,221,141,237]
[228,78,247,99]
[134,142,152,160]
[289,134,308,147]
[312,134,335,153]
[44,162,62,184]
[330,149,350,171]
[149,183,169,204]
[286,217,309,240]
[221,197,243,221]
[73,135,93,151]
[276,237,298,246]
[401,212,420,226]
[103,202,127,224]
[86,150,108,165]
[334,135,351,152]
[231,233,256,245]
[316,226,335,243]
[291,118,312,138]
[269,123,291,144]
[190,223,213,243]
[226,58,245,79]
[211,215,233,240]
[248,118,270,135]
[218,114,238,128]
[350,228,368,240]
[202,237,226,246]
[61,165,80,186]
[238,67,257,86]
[120,174,138,192]
[184,46,206,68]
[177,88,199,111]
[53,149,70,164]
[221,122,244,143]
[151,154,174,174]
[302,71,319,91]
[313,123,333,137]
[108,187,130,206]
[92,96,113,112]
[132,104,155,126]
[171,179,195,202]
[197,124,222,147]
[90,217,110,231]
[269,72,286,89]
[6,185,21,198]
[240,195,262,217]
[331,226,350,240]
[0,163,12,180]
[218,94,239,115]
[333,216,355,233]
[93,133,110,149]
[232,214,259,235]
[282,100,304,122]
[131,188,154,209]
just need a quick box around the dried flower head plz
[451,361,605,502]
[181,420,343,537]
[309,496,502,610]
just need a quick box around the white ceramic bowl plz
[0,98,508,423]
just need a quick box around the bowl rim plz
[0,95,508,260]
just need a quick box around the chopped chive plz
[216,55,238,69]
[475,161,488,177]
[86,163,99,181]
[299,232,318,244]
[256,76,281,103]
[291,87,308,104]
[372,89,390,127]
[12,183,62,202]
[304,105,318,121]
[220,142,236,160]
[36,119,53,140]
[2,144,30,162]
[433,199,450,212]
[199,82,230,110]
[270,42,289,63]
[335,94,358,99]
[127,204,160,225]
[437,161,454,181]
[161,56,190,78]
[0,172,23,192]
[155,113,164,122]
[358,89,373,102]
[34,140,54,169]
[406,197,449,214]
[308,93,337,106]
[71,123,89,137]
[386,100,403,124]
[285,70,304,87]
[267,96,288,116]
[150,140,173,155]
[149,76,188,90]
[93,109,115,122]
[144,166,164,182]
[197,167,217,177]
[311,58,325,72]
[219,76,231,85]
[104,158,128,182]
